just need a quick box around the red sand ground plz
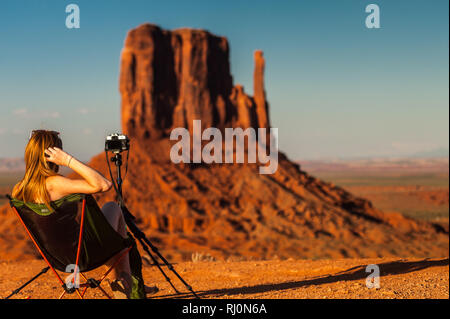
[1,257,448,299]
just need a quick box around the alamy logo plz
[365,264,380,288]
[170,120,279,174]
[65,264,80,289]
[65,4,80,29]
[365,4,381,29]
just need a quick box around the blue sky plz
[0,0,448,161]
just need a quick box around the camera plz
[105,133,130,153]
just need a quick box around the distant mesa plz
[0,158,25,173]
[410,148,449,159]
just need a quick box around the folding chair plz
[6,193,140,299]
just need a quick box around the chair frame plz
[10,197,132,299]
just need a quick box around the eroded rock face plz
[120,24,269,155]
[253,50,270,129]
[230,85,257,129]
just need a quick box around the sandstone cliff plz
[119,24,270,162]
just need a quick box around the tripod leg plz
[142,237,199,299]
[120,201,199,298]
[135,236,180,294]
[4,266,50,299]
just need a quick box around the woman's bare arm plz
[45,147,112,196]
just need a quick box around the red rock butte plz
[119,24,271,161]
[0,24,448,262]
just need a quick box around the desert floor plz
[304,161,449,222]
[1,257,448,299]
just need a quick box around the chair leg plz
[58,290,66,299]
[99,247,132,283]
[75,288,83,299]
[81,286,88,298]
[97,285,112,299]
[95,247,132,299]
[57,248,131,300]
[79,273,89,298]
[79,271,114,299]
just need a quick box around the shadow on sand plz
[149,258,449,299]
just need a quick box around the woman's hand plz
[44,147,73,167]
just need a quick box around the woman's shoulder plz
[45,174,66,190]
[46,174,72,201]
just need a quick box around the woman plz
[12,130,157,298]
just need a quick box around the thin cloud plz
[12,109,60,119]
[83,128,92,135]
[12,108,28,117]
[42,111,61,119]
[78,108,91,115]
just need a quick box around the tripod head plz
[110,152,123,166]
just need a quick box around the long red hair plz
[12,130,62,210]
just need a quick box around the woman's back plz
[13,177,62,203]
[12,130,111,208]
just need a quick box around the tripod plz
[4,266,49,299]
[107,151,199,299]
